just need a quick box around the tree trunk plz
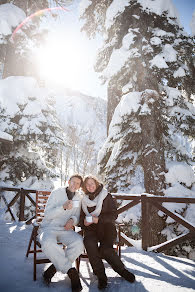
[140,90,166,246]
[107,82,121,135]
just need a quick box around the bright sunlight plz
[35,36,86,88]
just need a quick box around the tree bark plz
[140,90,166,246]
[107,83,121,135]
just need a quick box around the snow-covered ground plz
[0,212,195,292]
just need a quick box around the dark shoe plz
[43,264,56,285]
[121,269,135,283]
[67,267,82,292]
[98,275,108,290]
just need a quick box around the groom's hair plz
[82,175,101,193]
[69,174,83,187]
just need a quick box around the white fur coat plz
[40,187,82,230]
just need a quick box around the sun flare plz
[35,37,84,88]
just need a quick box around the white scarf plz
[82,188,108,217]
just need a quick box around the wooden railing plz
[1,186,195,253]
[112,194,195,252]
[0,186,36,223]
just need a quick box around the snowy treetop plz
[99,0,181,31]
[105,0,130,30]
[138,0,180,20]
[0,3,25,42]
[0,77,42,117]
[0,130,13,142]
[165,161,195,187]
[79,0,92,16]
[109,91,142,132]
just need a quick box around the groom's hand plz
[63,200,73,210]
[64,218,74,230]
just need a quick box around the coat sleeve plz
[98,193,118,224]
[78,207,86,229]
[69,199,82,226]
[44,189,66,220]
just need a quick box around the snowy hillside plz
[0,215,195,292]
[53,87,106,150]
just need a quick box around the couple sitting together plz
[39,174,135,292]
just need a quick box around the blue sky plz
[172,0,195,34]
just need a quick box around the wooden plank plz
[141,195,149,251]
[120,233,133,247]
[150,201,195,233]
[25,193,36,207]
[28,250,42,254]
[118,225,122,257]
[19,189,25,221]
[26,226,35,257]
[112,195,141,200]
[79,254,88,259]
[36,258,51,264]
[37,209,44,213]
[155,232,195,252]
[37,201,47,205]
[5,192,20,209]
[33,225,38,280]
[37,203,46,207]
[0,187,36,193]
[37,214,44,217]
[0,187,22,192]
[37,198,48,201]
[25,215,36,225]
[0,193,16,221]
[23,189,37,194]
[36,191,50,219]
[148,197,195,203]
[117,198,140,214]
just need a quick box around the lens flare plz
[11,7,69,41]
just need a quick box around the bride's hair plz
[82,175,102,193]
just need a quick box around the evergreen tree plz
[0,0,75,79]
[0,1,25,77]
[0,77,65,187]
[80,0,195,248]
[80,0,195,177]
[1,0,49,79]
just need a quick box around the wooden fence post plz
[19,188,25,221]
[141,194,149,250]
[0,191,16,221]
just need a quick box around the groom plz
[39,174,84,292]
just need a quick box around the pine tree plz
[1,0,49,78]
[80,0,195,248]
[0,77,65,186]
[1,0,75,79]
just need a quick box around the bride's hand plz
[84,219,93,226]
[92,215,99,224]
